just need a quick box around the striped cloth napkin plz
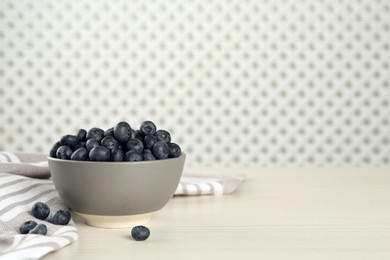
[0,152,245,259]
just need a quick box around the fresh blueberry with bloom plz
[19,220,38,234]
[86,127,105,142]
[124,150,143,161]
[89,146,111,161]
[86,139,99,151]
[143,149,156,161]
[131,225,150,241]
[56,145,73,160]
[50,141,61,158]
[155,130,171,143]
[76,129,87,142]
[140,121,157,136]
[71,147,88,161]
[32,202,50,220]
[73,141,86,150]
[60,134,78,147]
[101,136,119,151]
[168,143,181,158]
[126,138,144,153]
[143,134,157,150]
[51,210,72,225]
[104,127,114,137]
[111,149,124,162]
[152,141,170,159]
[30,223,48,235]
[114,121,132,143]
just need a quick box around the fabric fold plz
[0,173,78,260]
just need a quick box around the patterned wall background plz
[0,0,389,166]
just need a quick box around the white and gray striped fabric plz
[0,173,78,260]
[176,174,245,196]
[0,152,244,259]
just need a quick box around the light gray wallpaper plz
[0,0,389,166]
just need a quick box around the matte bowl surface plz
[48,153,185,228]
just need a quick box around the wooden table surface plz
[43,167,390,260]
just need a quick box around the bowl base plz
[74,211,153,228]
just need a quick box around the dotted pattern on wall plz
[0,0,389,167]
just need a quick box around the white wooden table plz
[43,168,390,259]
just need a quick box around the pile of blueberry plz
[50,121,182,162]
[19,202,72,235]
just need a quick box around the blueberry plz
[168,143,181,158]
[30,223,47,235]
[76,129,87,142]
[155,130,171,143]
[111,149,124,162]
[143,134,157,150]
[49,141,61,158]
[140,121,157,136]
[19,220,38,234]
[73,141,86,150]
[143,149,156,161]
[89,146,111,161]
[130,129,143,140]
[124,150,143,161]
[71,147,88,161]
[86,127,105,142]
[101,136,119,150]
[104,127,114,137]
[32,202,50,220]
[114,121,132,143]
[56,145,73,160]
[152,141,169,159]
[86,139,100,151]
[131,225,150,241]
[117,143,125,151]
[126,138,144,153]
[60,134,78,147]
[51,210,71,225]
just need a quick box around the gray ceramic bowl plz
[48,153,185,228]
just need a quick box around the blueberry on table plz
[32,202,50,220]
[168,143,181,158]
[51,210,71,225]
[56,145,73,160]
[71,147,89,161]
[143,134,157,150]
[101,136,119,151]
[124,150,143,162]
[86,139,100,151]
[126,138,144,153]
[114,121,132,143]
[49,141,61,158]
[140,121,157,136]
[131,225,150,241]
[143,149,156,161]
[19,220,38,234]
[30,223,48,235]
[86,127,105,142]
[152,141,169,159]
[60,134,78,147]
[155,130,171,143]
[89,146,111,161]
[76,129,87,142]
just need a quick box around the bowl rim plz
[47,152,185,165]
